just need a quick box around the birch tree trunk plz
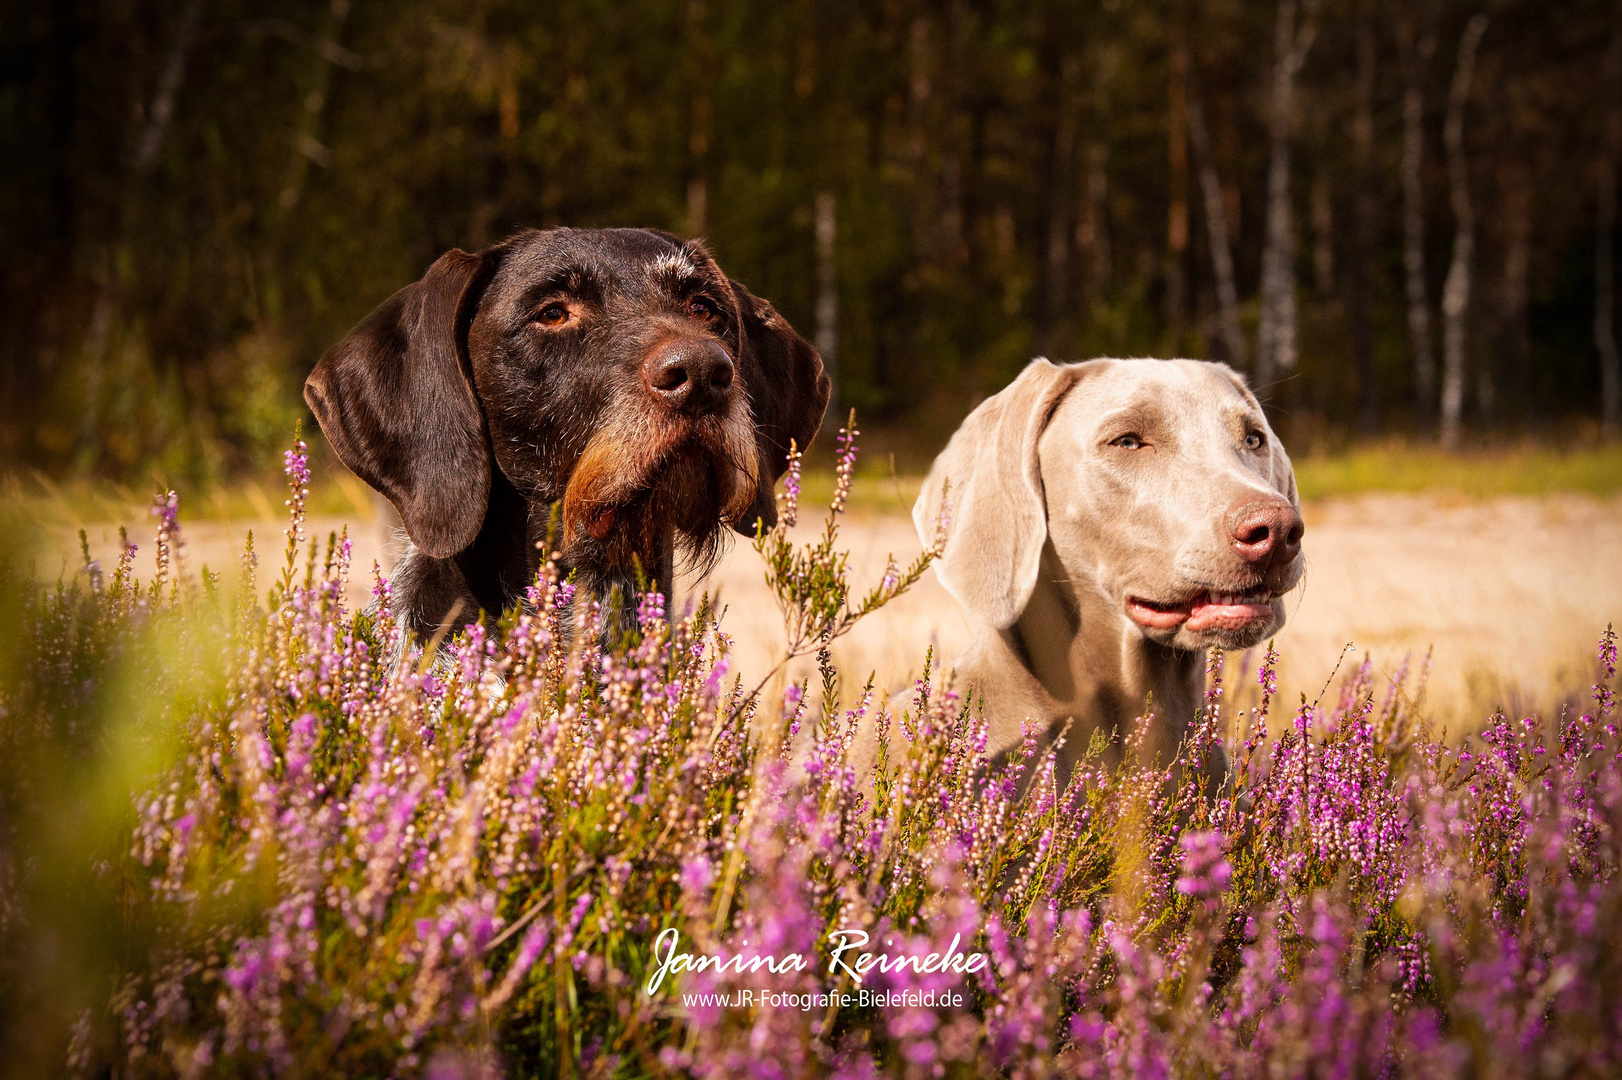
[1187,87,1246,370]
[936,7,969,264]
[1401,14,1438,424]
[1254,0,1320,396]
[1349,0,1380,431]
[1598,28,1622,438]
[815,191,839,423]
[1438,14,1488,451]
[1165,6,1190,342]
[1042,100,1076,353]
[685,75,708,240]
[134,0,206,173]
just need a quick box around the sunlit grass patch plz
[9,438,1621,540]
[5,463,378,532]
[804,438,1622,512]
[1293,441,1622,500]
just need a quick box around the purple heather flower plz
[1257,643,1279,697]
[40,441,1622,1079]
[150,490,182,592]
[781,442,803,528]
[284,434,310,545]
[830,414,858,513]
[1175,829,1232,902]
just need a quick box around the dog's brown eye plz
[1111,434,1144,450]
[535,302,571,327]
[687,297,718,321]
[1245,431,1266,451]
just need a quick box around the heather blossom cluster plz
[1,431,1620,1078]
[283,428,311,545]
[749,414,942,698]
[150,490,181,597]
[779,439,804,529]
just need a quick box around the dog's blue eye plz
[1245,431,1265,450]
[1111,434,1144,450]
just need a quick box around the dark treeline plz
[3,0,1619,480]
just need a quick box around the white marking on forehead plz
[649,249,699,281]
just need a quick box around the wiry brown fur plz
[560,383,759,577]
[305,227,828,641]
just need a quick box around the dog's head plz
[305,227,829,591]
[914,358,1303,652]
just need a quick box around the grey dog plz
[912,357,1305,784]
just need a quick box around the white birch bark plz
[1438,14,1488,451]
[815,191,839,421]
[1254,0,1320,395]
[1401,16,1438,421]
[133,0,206,173]
[1350,0,1380,430]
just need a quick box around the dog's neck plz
[387,484,679,644]
[952,537,1207,783]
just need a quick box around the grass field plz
[17,440,1621,736]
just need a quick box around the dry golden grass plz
[42,488,1622,735]
[689,494,1622,730]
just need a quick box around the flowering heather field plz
[2,431,1621,1079]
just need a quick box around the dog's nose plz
[643,339,735,414]
[1227,499,1304,569]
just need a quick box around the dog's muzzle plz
[643,338,736,416]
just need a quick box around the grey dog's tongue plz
[1183,594,1272,632]
[1127,592,1272,633]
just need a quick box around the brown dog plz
[305,227,829,639]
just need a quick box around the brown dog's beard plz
[559,393,759,587]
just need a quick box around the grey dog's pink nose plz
[1228,500,1304,568]
[643,338,734,414]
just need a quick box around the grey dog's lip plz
[1124,587,1281,633]
[1126,586,1278,611]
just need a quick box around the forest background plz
[4,0,1621,485]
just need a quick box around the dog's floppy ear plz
[304,249,495,559]
[726,277,831,534]
[913,358,1081,629]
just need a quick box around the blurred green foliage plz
[0,517,211,1074]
